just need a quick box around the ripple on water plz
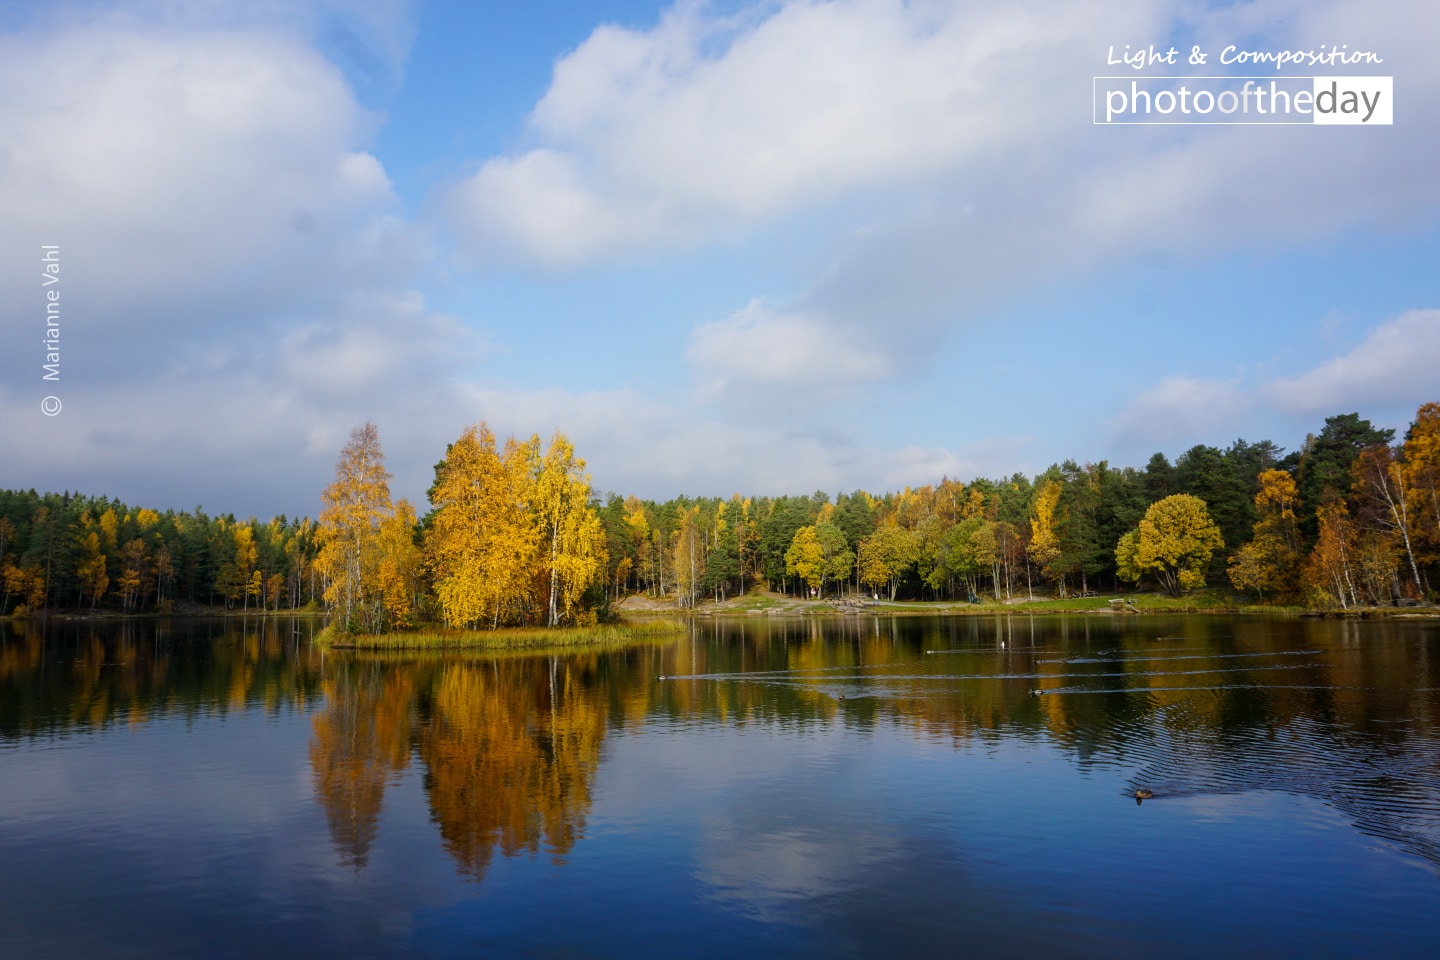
[1117,709,1440,872]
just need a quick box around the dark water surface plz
[2,613,1439,958]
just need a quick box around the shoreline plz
[5,597,1434,628]
[616,590,1439,621]
[0,606,325,623]
[317,619,688,651]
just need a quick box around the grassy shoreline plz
[317,619,688,651]
[619,590,1437,620]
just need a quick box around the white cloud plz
[1111,376,1251,447]
[452,149,664,269]
[0,4,439,516]
[448,0,1440,273]
[0,24,398,315]
[439,380,986,500]
[1267,309,1440,414]
[878,445,972,488]
[686,299,892,397]
[1,288,483,518]
[1110,308,1440,457]
[6,0,1440,519]
[449,0,1139,267]
[445,0,1440,439]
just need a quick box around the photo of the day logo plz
[1094,76,1393,125]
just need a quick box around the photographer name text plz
[41,245,62,416]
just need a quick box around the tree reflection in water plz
[3,615,1432,884]
[309,653,616,881]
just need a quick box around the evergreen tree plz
[1293,413,1395,545]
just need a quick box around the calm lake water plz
[2,613,1439,958]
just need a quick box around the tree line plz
[595,404,1439,608]
[0,490,324,616]
[2,402,1436,619]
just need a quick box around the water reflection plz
[308,661,414,869]
[3,613,1439,887]
[297,614,1440,882]
[419,657,604,880]
[0,616,323,738]
[308,652,640,881]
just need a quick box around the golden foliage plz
[309,664,415,870]
[316,423,404,632]
[377,499,421,627]
[858,525,918,600]
[427,424,540,628]
[1227,469,1302,600]
[1026,480,1063,576]
[415,659,607,881]
[785,525,825,593]
[1116,493,1223,596]
[535,431,608,626]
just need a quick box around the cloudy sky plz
[2,0,1437,519]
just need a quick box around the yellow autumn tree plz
[1227,469,1302,600]
[622,497,652,593]
[1027,480,1063,585]
[1116,493,1224,596]
[233,524,259,611]
[317,422,395,633]
[1303,497,1357,607]
[671,505,702,607]
[116,539,148,612]
[426,423,539,629]
[74,528,109,610]
[858,524,918,600]
[534,431,607,626]
[376,499,422,628]
[785,525,825,596]
[1404,402,1440,561]
[1352,443,1423,596]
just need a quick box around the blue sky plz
[2,0,1438,518]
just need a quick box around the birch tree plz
[317,423,394,633]
[535,431,607,625]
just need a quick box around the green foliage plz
[1293,413,1395,545]
[1143,452,1175,503]
[1174,444,1253,570]
[0,487,321,615]
[9,404,1439,619]
[831,491,876,551]
[857,525,918,600]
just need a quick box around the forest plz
[2,402,1437,624]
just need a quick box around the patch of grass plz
[1003,595,1117,612]
[317,619,686,651]
[726,595,784,610]
[997,591,1243,613]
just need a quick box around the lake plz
[2,612,1439,958]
